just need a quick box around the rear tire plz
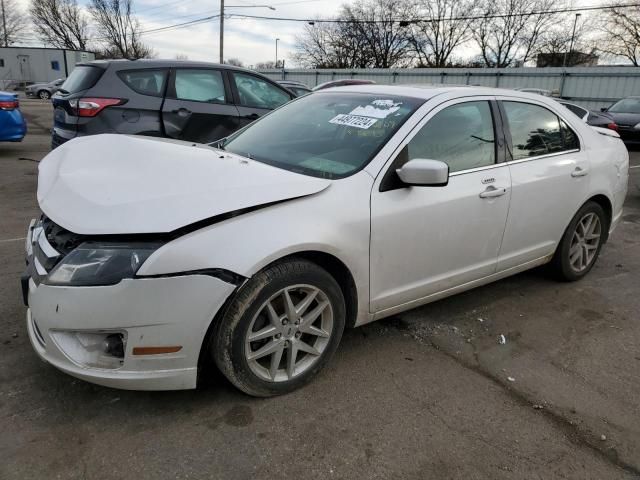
[550,201,606,281]
[212,258,345,397]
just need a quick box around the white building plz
[0,47,96,88]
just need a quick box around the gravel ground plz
[1,99,639,480]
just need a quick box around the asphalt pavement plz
[1,99,639,479]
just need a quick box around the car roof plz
[77,59,260,73]
[319,84,557,102]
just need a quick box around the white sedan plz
[23,85,629,396]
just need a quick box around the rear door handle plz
[243,113,259,119]
[571,166,589,177]
[479,186,507,199]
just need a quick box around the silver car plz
[25,79,65,100]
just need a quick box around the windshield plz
[224,92,423,179]
[608,98,640,114]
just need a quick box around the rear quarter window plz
[117,69,168,97]
[61,66,104,94]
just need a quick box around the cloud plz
[12,0,346,65]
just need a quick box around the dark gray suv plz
[51,60,294,148]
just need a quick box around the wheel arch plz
[196,250,361,385]
[585,193,613,242]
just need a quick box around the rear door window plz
[232,72,291,109]
[61,66,104,94]
[503,101,579,160]
[118,69,167,97]
[173,69,226,103]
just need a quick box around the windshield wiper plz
[209,137,227,150]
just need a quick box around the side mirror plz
[600,107,608,112]
[396,159,449,187]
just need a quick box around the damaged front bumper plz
[23,219,237,391]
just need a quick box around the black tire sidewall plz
[215,260,346,396]
[555,201,606,281]
[38,91,50,99]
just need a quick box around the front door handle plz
[172,108,192,117]
[243,113,260,120]
[479,186,507,199]
[571,166,589,177]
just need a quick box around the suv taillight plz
[0,100,19,110]
[69,98,124,117]
[607,122,619,131]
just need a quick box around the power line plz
[224,2,640,23]
[139,14,221,35]
[134,0,196,15]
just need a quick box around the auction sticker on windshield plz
[329,114,378,129]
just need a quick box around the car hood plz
[37,134,331,235]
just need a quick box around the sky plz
[13,0,349,66]
[11,0,614,67]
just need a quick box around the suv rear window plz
[118,69,168,97]
[61,66,104,94]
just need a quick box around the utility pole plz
[563,13,581,68]
[219,0,224,63]
[1,0,8,48]
[275,38,279,67]
[219,4,275,64]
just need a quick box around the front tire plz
[38,90,50,100]
[212,258,346,397]
[550,201,606,281]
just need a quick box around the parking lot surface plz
[1,100,639,479]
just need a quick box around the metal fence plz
[258,67,640,110]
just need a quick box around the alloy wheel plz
[569,212,601,272]
[39,91,50,100]
[244,284,334,382]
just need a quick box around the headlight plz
[44,242,160,286]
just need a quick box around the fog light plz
[103,333,124,358]
[50,330,127,369]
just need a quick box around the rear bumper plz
[51,127,76,148]
[617,128,640,144]
[0,110,27,141]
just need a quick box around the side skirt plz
[359,254,553,326]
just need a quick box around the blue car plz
[0,91,27,142]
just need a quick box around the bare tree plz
[1,0,28,46]
[341,0,415,68]
[90,0,153,59]
[30,0,90,50]
[255,61,276,69]
[225,57,244,67]
[534,14,597,66]
[598,1,640,66]
[292,21,371,68]
[409,0,478,67]
[473,0,559,67]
